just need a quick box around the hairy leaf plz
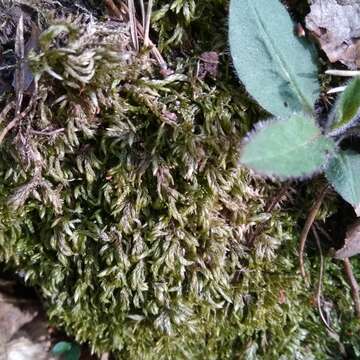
[240,115,335,178]
[331,77,360,131]
[326,150,360,215]
[229,0,320,118]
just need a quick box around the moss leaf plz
[332,77,360,131]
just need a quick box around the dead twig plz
[0,101,15,123]
[343,257,360,319]
[0,116,21,145]
[111,0,167,68]
[104,0,124,18]
[299,185,328,279]
[313,227,336,332]
[0,95,37,145]
[247,183,291,246]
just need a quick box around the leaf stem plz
[299,184,328,279]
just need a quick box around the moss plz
[0,1,358,359]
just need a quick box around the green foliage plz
[0,1,358,359]
[232,3,360,212]
[326,150,360,215]
[152,0,227,50]
[241,115,335,178]
[229,0,320,118]
[52,341,80,360]
[331,77,360,131]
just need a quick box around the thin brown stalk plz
[343,257,360,319]
[104,0,124,19]
[114,0,167,68]
[313,227,336,333]
[299,185,328,279]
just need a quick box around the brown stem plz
[343,257,360,319]
[113,0,167,68]
[104,0,124,18]
[0,116,20,144]
[299,184,328,279]
[313,227,336,333]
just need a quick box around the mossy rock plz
[0,1,359,358]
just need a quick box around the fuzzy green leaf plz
[332,77,360,131]
[240,115,335,178]
[326,150,360,215]
[229,0,320,118]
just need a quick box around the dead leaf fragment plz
[334,220,360,259]
[306,0,360,69]
[197,51,219,80]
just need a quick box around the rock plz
[0,291,55,360]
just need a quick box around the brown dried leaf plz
[334,220,360,259]
[305,0,360,69]
[198,51,219,80]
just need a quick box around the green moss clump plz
[0,1,358,359]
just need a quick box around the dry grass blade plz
[15,13,25,116]
[139,0,145,29]
[113,0,167,68]
[327,86,346,94]
[128,0,139,51]
[326,70,360,77]
[299,184,328,279]
[143,0,153,47]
